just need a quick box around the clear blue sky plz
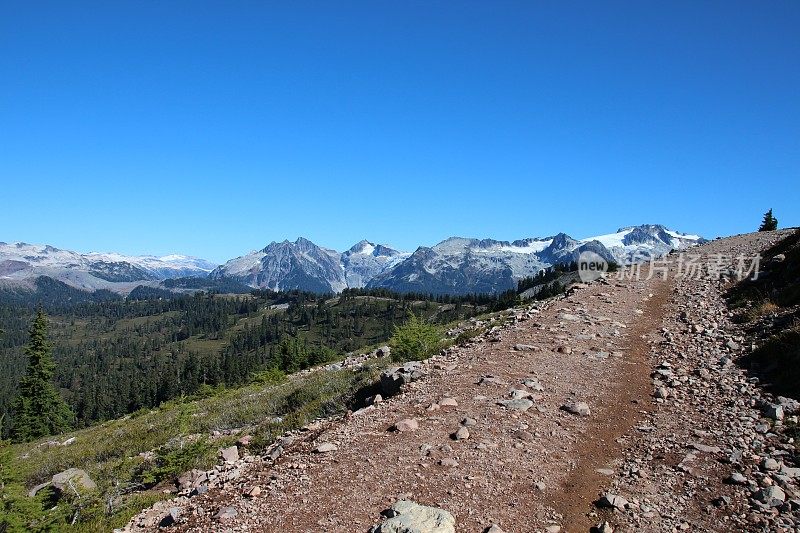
[1,2,798,263]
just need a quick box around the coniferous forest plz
[0,280,531,438]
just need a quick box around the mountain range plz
[0,224,703,297]
[0,242,215,293]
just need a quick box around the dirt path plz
[551,279,669,531]
[124,266,675,533]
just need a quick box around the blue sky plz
[1,2,798,263]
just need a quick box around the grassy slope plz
[7,361,390,531]
[3,302,505,531]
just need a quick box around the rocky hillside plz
[121,229,796,532]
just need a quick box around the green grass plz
[5,359,390,531]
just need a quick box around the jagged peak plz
[616,223,668,233]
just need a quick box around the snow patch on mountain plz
[367,224,704,295]
[0,242,216,291]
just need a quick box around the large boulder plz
[375,500,456,533]
[51,468,96,493]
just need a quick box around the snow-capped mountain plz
[341,240,410,288]
[210,238,408,293]
[0,242,216,291]
[2,224,704,297]
[587,225,703,263]
[366,224,704,295]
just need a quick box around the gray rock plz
[376,500,456,533]
[522,378,544,391]
[214,506,239,521]
[513,344,537,351]
[561,401,591,417]
[713,495,731,507]
[394,418,420,432]
[762,458,780,471]
[596,492,628,510]
[315,442,338,453]
[376,346,391,357]
[266,444,283,461]
[780,464,800,479]
[452,426,470,441]
[159,507,181,527]
[51,468,96,493]
[190,485,208,497]
[690,442,721,454]
[439,397,458,408]
[499,398,534,412]
[755,485,786,506]
[479,375,508,386]
[219,445,239,463]
[725,472,748,485]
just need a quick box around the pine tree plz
[758,209,778,232]
[11,310,73,442]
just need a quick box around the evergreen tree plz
[11,311,73,442]
[759,209,778,232]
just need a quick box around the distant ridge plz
[0,224,703,296]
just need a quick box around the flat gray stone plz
[499,398,534,412]
[315,442,338,453]
[377,500,456,533]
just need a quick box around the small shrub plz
[250,367,287,386]
[453,328,482,345]
[134,439,213,487]
[389,314,442,362]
